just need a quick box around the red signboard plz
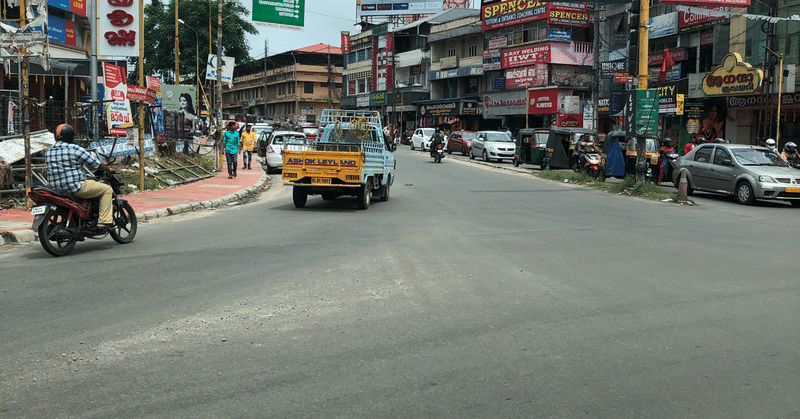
[528,87,558,115]
[482,0,547,31]
[679,7,727,32]
[548,3,589,27]
[505,64,548,89]
[65,19,76,46]
[661,0,749,5]
[614,72,634,83]
[648,48,685,66]
[557,113,583,128]
[341,31,351,53]
[502,44,551,69]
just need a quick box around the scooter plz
[660,151,679,183]
[28,170,137,256]
[583,152,605,181]
[432,144,445,163]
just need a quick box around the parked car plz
[411,128,436,151]
[264,131,309,174]
[446,131,477,155]
[673,143,800,206]
[470,130,516,162]
[300,125,319,141]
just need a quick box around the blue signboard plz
[493,77,506,90]
[548,30,572,41]
[47,15,66,44]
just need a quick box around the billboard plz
[252,0,304,28]
[98,0,139,58]
[359,0,443,16]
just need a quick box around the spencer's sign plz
[483,1,588,31]
[702,52,763,96]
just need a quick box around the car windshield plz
[485,132,513,142]
[628,138,658,152]
[732,148,787,166]
[462,132,478,140]
[421,128,435,136]
[302,127,318,136]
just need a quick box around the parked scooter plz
[432,143,445,163]
[29,169,137,256]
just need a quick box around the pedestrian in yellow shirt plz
[240,124,257,169]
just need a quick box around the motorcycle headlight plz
[759,175,777,183]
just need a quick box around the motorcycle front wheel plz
[38,208,77,256]
[110,201,137,244]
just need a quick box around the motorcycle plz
[575,149,605,181]
[787,159,800,170]
[432,143,445,163]
[28,170,137,256]
[660,151,679,183]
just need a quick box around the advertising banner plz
[527,87,558,115]
[483,91,527,116]
[557,113,583,128]
[649,12,679,39]
[502,44,551,69]
[360,0,443,16]
[504,64,548,89]
[548,29,572,41]
[341,31,350,53]
[657,83,678,114]
[601,61,626,79]
[98,0,140,58]
[419,102,458,117]
[102,63,132,135]
[206,54,236,87]
[679,6,727,32]
[147,77,166,141]
[161,84,198,115]
[548,3,589,27]
[702,52,762,96]
[49,0,86,16]
[482,0,547,31]
[252,0,304,29]
[661,0,750,6]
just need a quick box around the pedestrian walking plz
[241,124,256,169]
[223,121,241,179]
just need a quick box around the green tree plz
[130,0,257,86]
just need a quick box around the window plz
[448,47,456,57]
[713,148,732,166]
[694,147,712,163]
[468,44,477,57]
[304,82,314,94]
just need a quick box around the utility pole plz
[633,0,649,183]
[20,0,31,203]
[592,3,600,132]
[138,0,146,190]
[263,39,268,117]
[175,0,180,82]
[216,0,223,170]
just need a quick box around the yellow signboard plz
[702,52,763,96]
[676,94,684,116]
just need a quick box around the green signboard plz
[253,0,304,28]
[635,89,659,137]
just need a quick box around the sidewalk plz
[0,167,270,246]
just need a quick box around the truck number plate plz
[312,177,331,185]
[31,205,46,216]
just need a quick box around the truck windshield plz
[321,126,379,143]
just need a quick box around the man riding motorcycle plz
[781,142,800,164]
[658,138,676,185]
[430,128,445,157]
[44,124,116,230]
[575,134,591,168]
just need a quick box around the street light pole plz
[174,0,180,82]
[216,0,223,170]
[178,19,200,120]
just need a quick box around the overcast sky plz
[242,0,480,58]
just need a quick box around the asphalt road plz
[1,147,798,419]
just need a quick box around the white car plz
[470,130,516,162]
[264,131,309,174]
[411,128,436,151]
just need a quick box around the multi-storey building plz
[225,44,342,124]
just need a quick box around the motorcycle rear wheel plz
[110,201,137,244]
[38,208,77,257]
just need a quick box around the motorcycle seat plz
[37,186,81,202]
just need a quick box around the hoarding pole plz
[139,0,146,190]
[20,0,32,206]
[635,0,649,184]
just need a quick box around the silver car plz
[470,130,515,162]
[264,131,309,174]
[673,143,800,206]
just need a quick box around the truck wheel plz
[292,187,307,208]
[380,181,390,202]
[357,181,371,210]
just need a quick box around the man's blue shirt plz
[45,142,101,192]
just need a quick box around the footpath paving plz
[0,166,270,247]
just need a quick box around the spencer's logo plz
[483,0,545,19]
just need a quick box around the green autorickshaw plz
[513,128,550,168]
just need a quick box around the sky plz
[243,0,359,58]
[241,0,480,58]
